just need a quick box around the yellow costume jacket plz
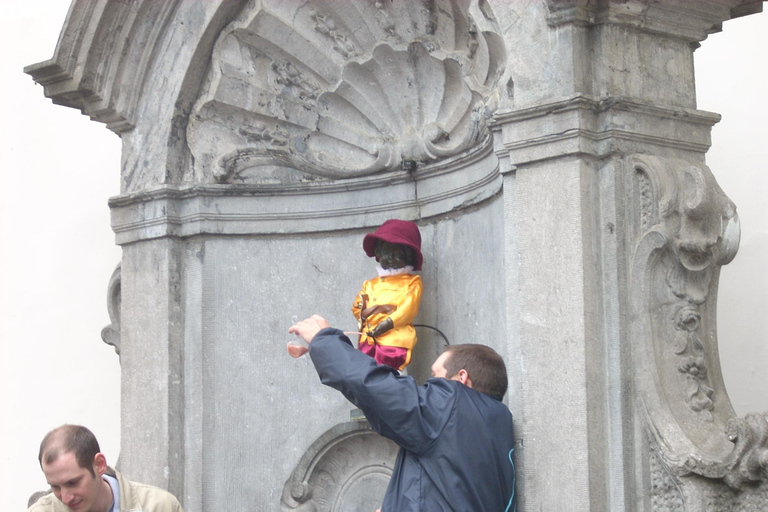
[352,273,423,352]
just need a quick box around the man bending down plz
[28,425,183,512]
[289,315,516,512]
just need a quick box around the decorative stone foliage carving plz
[633,155,737,419]
[628,154,768,492]
[187,0,506,184]
[281,422,399,512]
[722,412,768,490]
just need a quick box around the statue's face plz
[375,241,413,270]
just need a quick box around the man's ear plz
[456,369,473,389]
[93,453,108,476]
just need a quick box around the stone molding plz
[627,154,768,491]
[280,421,399,511]
[108,137,499,244]
[493,95,720,165]
[24,0,183,133]
[544,0,762,42]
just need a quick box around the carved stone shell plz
[188,0,506,184]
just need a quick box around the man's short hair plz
[443,344,508,399]
[38,425,101,476]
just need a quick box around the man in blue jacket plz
[289,314,516,512]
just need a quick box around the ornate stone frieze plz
[187,0,506,184]
[628,154,768,492]
[280,422,399,512]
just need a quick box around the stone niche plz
[26,0,768,510]
[28,0,508,510]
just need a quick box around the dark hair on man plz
[443,344,508,399]
[38,425,101,476]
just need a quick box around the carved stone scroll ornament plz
[187,0,506,184]
[280,422,399,512]
[100,263,121,360]
[629,155,768,492]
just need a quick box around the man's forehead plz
[43,451,85,481]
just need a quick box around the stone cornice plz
[545,0,763,42]
[109,138,500,244]
[24,0,186,133]
[493,95,721,126]
[492,95,721,165]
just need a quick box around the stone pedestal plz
[27,1,768,510]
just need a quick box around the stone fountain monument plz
[26,1,768,510]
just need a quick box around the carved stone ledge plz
[109,136,499,244]
[627,154,768,493]
[280,421,399,512]
[492,95,720,166]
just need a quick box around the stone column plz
[490,1,767,510]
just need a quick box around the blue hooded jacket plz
[309,328,516,512]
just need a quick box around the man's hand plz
[287,314,330,358]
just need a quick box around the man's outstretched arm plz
[289,315,455,454]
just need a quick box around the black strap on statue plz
[413,324,451,346]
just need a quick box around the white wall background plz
[695,12,768,417]
[0,3,765,511]
[1,3,122,511]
